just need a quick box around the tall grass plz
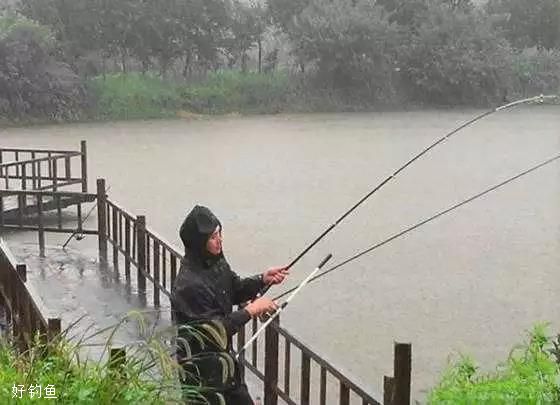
[179,71,292,114]
[0,311,215,404]
[88,73,181,121]
[88,71,293,120]
[428,324,560,404]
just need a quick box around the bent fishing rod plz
[255,94,559,299]
[272,152,560,301]
[236,253,333,358]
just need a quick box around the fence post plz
[47,318,61,341]
[384,376,395,405]
[80,141,88,192]
[136,216,147,296]
[97,179,108,264]
[109,347,127,377]
[36,195,45,257]
[393,342,411,405]
[16,264,26,283]
[264,315,280,405]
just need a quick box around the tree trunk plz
[120,48,127,74]
[258,38,262,74]
[241,52,248,73]
[141,58,150,75]
[183,51,192,78]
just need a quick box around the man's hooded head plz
[180,205,223,262]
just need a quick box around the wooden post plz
[237,323,246,381]
[109,347,126,376]
[136,216,147,295]
[64,156,71,181]
[112,205,119,274]
[47,318,61,341]
[393,343,411,405]
[37,159,42,189]
[124,218,131,282]
[52,158,58,191]
[81,140,88,192]
[37,195,45,257]
[319,367,326,405]
[264,315,279,405]
[339,382,350,405]
[384,376,395,405]
[285,341,292,396]
[252,318,258,367]
[301,351,311,405]
[170,255,177,289]
[31,153,37,189]
[16,264,26,283]
[97,179,108,264]
[21,164,27,191]
[153,241,160,307]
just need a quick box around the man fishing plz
[171,205,289,405]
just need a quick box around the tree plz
[267,0,308,32]
[286,0,399,100]
[399,1,513,105]
[225,0,268,72]
[0,13,86,120]
[487,0,560,50]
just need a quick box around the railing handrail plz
[0,152,81,169]
[0,147,80,154]
[106,199,137,223]
[0,189,96,198]
[145,228,183,264]
[275,323,382,404]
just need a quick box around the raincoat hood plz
[179,205,223,265]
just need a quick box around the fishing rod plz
[255,94,558,299]
[236,253,332,358]
[62,184,112,249]
[272,152,560,301]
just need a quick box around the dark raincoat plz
[171,205,265,405]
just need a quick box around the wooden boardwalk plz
[6,240,172,360]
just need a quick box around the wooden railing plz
[97,178,409,405]
[0,238,61,350]
[0,141,88,192]
[0,189,97,256]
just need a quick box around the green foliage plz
[428,324,560,404]
[88,73,181,120]
[399,2,513,105]
[288,0,400,103]
[487,0,560,50]
[3,0,560,121]
[179,71,291,114]
[0,317,185,404]
[510,48,560,97]
[88,71,293,118]
[0,12,87,122]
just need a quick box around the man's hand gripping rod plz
[236,253,333,359]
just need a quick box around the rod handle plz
[317,253,333,269]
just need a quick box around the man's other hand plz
[263,266,289,285]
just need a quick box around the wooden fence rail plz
[0,238,61,350]
[0,141,88,192]
[0,189,96,256]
